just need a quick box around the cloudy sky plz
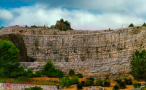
[0,0,146,30]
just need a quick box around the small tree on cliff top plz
[142,22,146,26]
[60,18,64,23]
[129,23,134,27]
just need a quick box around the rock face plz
[0,32,30,62]
[54,21,72,30]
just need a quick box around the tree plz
[129,23,134,27]
[142,22,146,26]
[60,18,64,23]
[42,61,55,75]
[50,25,55,29]
[130,49,146,80]
[0,39,24,78]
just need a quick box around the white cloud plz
[0,9,13,21]
[2,1,146,30]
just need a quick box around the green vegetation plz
[76,73,83,78]
[81,81,85,86]
[142,22,146,26]
[77,83,83,89]
[31,25,38,28]
[85,80,94,86]
[34,71,41,77]
[133,82,141,88]
[119,81,126,89]
[96,79,103,86]
[113,84,120,90]
[130,49,146,80]
[129,23,134,27]
[42,61,64,77]
[124,77,133,85]
[0,26,4,29]
[60,76,73,88]
[28,86,43,90]
[70,76,79,84]
[103,80,110,87]
[26,68,33,78]
[114,79,122,84]
[16,76,32,83]
[69,69,75,76]
[30,57,36,62]
[0,39,24,78]
[50,25,55,29]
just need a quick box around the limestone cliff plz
[0,32,30,62]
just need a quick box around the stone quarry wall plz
[2,26,146,79]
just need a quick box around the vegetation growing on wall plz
[130,49,146,80]
[0,39,24,78]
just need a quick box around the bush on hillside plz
[42,61,55,75]
[76,73,83,78]
[142,22,146,26]
[119,81,126,89]
[103,80,110,87]
[16,76,32,83]
[124,77,133,85]
[71,76,79,84]
[129,23,134,27]
[0,39,24,78]
[113,84,120,90]
[30,57,36,62]
[96,80,103,86]
[81,81,85,86]
[69,69,75,76]
[31,25,37,28]
[28,86,43,90]
[114,79,122,84]
[26,68,33,78]
[85,80,94,86]
[77,83,83,89]
[60,76,73,88]
[34,71,41,77]
[50,25,55,29]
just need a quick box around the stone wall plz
[2,26,146,79]
[20,56,133,79]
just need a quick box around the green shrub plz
[87,77,94,81]
[76,73,83,78]
[31,25,37,28]
[46,67,56,77]
[34,71,41,77]
[113,84,120,90]
[96,80,103,86]
[142,22,146,26]
[133,82,141,88]
[60,18,64,23]
[119,81,126,89]
[26,68,33,78]
[129,23,134,27]
[77,83,83,89]
[85,80,93,86]
[81,81,85,86]
[114,79,122,84]
[60,76,73,88]
[16,76,32,83]
[30,57,36,62]
[71,76,79,84]
[69,69,75,76]
[42,61,55,75]
[124,77,133,85]
[133,82,138,88]
[0,39,24,78]
[103,80,110,87]
[56,69,64,77]
[28,86,43,90]
[50,25,55,29]
[131,49,146,80]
